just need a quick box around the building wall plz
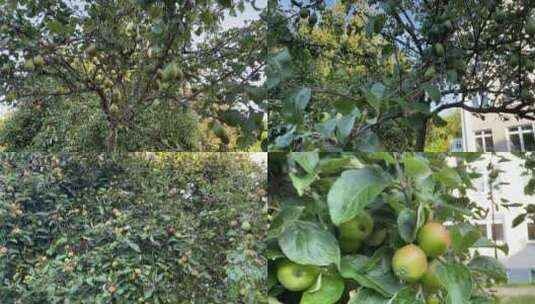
[461,110,535,152]
[463,154,534,266]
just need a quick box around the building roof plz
[503,244,535,269]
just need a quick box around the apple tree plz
[0,0,266,151]
[267,0,535,151]
[268,152,508,303]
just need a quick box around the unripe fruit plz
[526,18,535,35]
[417,222,450,257]
[110,104,119,114]
[339,210,374,240]
[23,60,35,71]
[433,43,445,57]
[426,294,441,304]
[112,88,122,103]
[241,221,251,231]
[33,55,45,66]
[339,236,362,253]
[104,79,114,88]
[276,260,319,291]
[86,44,97,57]
[392,244,428,282]
[422,259,443,290]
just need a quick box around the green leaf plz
[316,118,337,138]
[435,262,472,304]
[278,221,340,267]
[424,84,441,101]
[397,209,417,242]
[327,167,391,225]
[300,273,345,304]
[336,110,359,142]
[348,288,388,304]
[450,223,481,254]
[512,213,527,228]
[289,172,317,196]
[46,20,65,34]
[340,254,402,297]
[269,205,305,239]
[467,255,507,283]
[291,152,319,174]
[390,287,420,304]
[365,83,385,112]
[125,240,141,253]
[432,167,462,188]
[293,87,312,113]
[403,154,431,180]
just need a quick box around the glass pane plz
[484,130,492,136]
[509,126,520,133]
[524,132,535,151]
[475,138,484,152]
[522,125,533,131]
[485,135,494,152]
[491,224,504,241]
[510,134,522,151]
[528,223,535,241]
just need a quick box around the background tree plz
[268,0,535,151]
[0,0,266,151]
[0,153,266,303]
[424,111,462,152]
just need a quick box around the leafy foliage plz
[0,153,266,303]
[268,152,507,303]
[268,0,535,151]
[0,0,266,151]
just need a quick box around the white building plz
[455,106,535,152]
[463,153,535,283]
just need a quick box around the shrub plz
[0,153,266,303]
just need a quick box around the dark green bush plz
[0,153,266,303]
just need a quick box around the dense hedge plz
[0,153,266,303]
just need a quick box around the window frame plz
[474,129,494,152]
[506,124,535,152]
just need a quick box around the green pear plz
[433,43,445,57]
[112,88,122,103]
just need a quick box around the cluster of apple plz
[275,210,451,303]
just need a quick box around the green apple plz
[339,210,374,240]
[276,260,320,291]
[392,244,428,282]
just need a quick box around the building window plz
[531,269,535,283]
[528,221,535,241]
[474,130,494,152]
[508,125,535,152]
[491,223,504,242]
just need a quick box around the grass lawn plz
[499,296,535,304]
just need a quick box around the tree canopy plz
[0,0,267,151]
[268,0,535,151]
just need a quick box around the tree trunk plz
[106,125,118,152]
[415,116,429,151]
